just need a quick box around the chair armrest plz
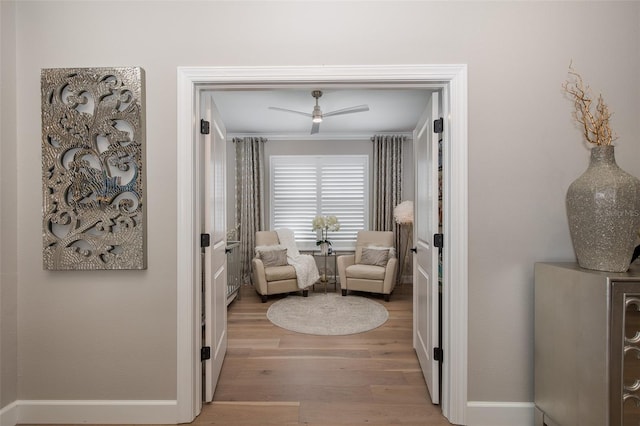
[251,258,268,295]
[383,257,398,294]
[337,254,355,289]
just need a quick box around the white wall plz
[5,0,640,421]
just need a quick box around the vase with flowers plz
[312,215,340,256]
[563,64,640,272]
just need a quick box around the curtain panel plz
[371,134,404,252]
[234,137,267,284]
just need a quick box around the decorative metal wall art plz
[41,67,146,270]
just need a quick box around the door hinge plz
[201,233,211,248]
[434,117,444,134]
[200,119,210,135]
[433,233,444,248]
[434,347,443,362]
[201,346,211,361]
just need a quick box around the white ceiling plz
[210,88,433,140]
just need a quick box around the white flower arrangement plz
[312,215,340,246]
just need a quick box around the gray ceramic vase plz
[566,145,640,272]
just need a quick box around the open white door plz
[201,93,227,403]
[413,91,440,404]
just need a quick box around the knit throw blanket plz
[276,229,320,289]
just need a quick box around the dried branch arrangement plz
[562,64,617,146]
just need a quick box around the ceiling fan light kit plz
[269,90,370,134]
[312,106,323,123]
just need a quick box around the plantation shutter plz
[271,157,318,244]
[270,155,369,250]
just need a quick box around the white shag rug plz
[266,292,389,336]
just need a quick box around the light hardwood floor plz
[197,284,451,426]
[20,284,452,426]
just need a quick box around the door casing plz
[176,64,468,424]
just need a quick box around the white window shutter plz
[270,155,369,250]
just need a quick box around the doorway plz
[176,65,468,425]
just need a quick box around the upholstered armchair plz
[252,231,309,303]
[337,231,398,301]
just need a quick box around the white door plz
[413,91,440,404]
[201,94,227,403]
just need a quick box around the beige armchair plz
[337,231,398,302]
[252,231,309,303]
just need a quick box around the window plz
[270,155,369,250]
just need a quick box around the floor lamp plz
[397,223,413,286]
[394,201,414,286]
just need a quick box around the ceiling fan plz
[268,90,370,134]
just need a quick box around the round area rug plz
[266,292,388,336]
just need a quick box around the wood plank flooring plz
[20,284,452,426]
[196,284,451,425]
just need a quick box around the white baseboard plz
[466,401,535,426]
[16,400,178,424]
[0,401,18,426]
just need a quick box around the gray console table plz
[534,262,640,426]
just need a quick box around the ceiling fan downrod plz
[312,90,323,123]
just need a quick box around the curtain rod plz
[370,135,408,142]
[232,137,268,143]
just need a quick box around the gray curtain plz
[372,134,404,251]
[234,137,267,284]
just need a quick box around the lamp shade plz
[393,200,414,224]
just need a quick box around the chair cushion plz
[354,231,394,263]
[265,265,297,281]
[256,244,289,267]
[346,264,386,280]
[259,249,288,267]
[360,247,390,267]
[255,244,285,254]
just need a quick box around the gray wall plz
[1,0,18,410]
[3,0,640,413]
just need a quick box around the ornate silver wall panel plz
[41,67,146,270]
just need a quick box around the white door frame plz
[176,65,468,424]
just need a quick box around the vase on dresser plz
[566,145,640,272]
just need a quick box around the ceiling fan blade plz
[323,105,369,118]
[311,122,320,135]
[268,106,312,118]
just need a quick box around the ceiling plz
[210,88,433,140]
